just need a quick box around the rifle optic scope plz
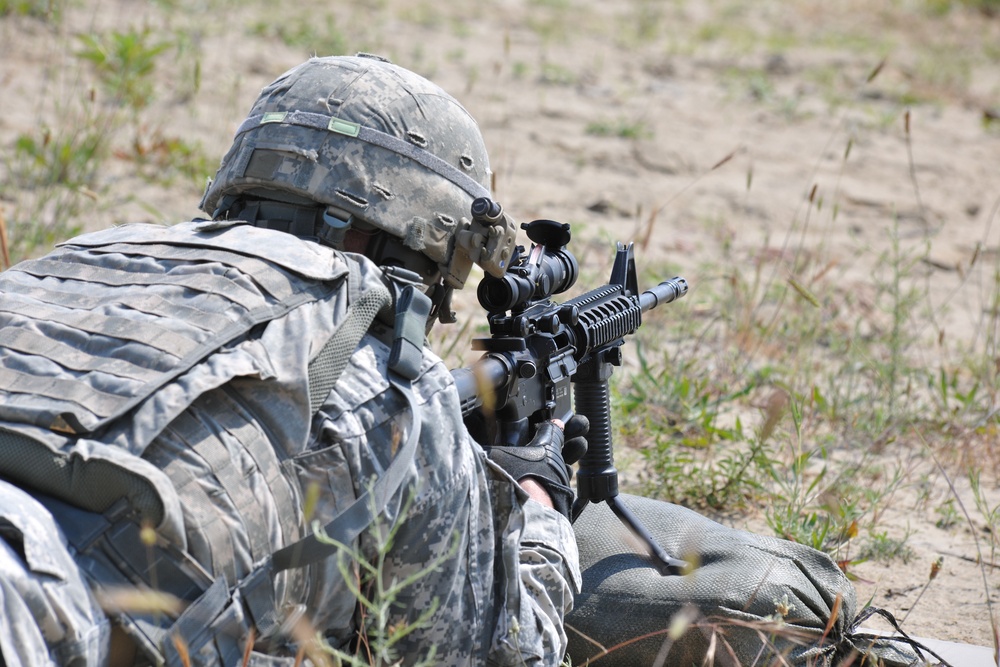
[477,219,578,314]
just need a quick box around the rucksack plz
[0,218,427,665]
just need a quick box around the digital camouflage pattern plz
[200,55,509,289]
[0,220,580,666]
[0,480,110,666]
[300,249,580,665]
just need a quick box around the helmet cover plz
[201,55,513,288]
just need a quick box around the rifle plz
[452,198,689,575]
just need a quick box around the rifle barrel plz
[639,276,688,312]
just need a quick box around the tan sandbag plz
[567,494,923,666]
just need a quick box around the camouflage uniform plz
[0,219,579,666]
[0,480,110,666]
[304,251,580,664]
[0,54,578,665]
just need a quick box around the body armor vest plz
[0,219,399,664]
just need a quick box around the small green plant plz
[766,505,841,553]
[171,28,203,103]
[762,397,854,555]
[871,221,927,419]
[538,62,577,86]
[5,116,108,259]
[723,66,776,103]
[935,498,960,529]
[14,124,106,189]
[511,61,530,79]
[584,117,653,140]
[970,470,1000,562]
[0,0,60,19]
[119,129,211,188]
[858,530,915,564]
[625,346,766,509]
[642,437,769,510]
[76,28,172,109]
[626,0,665,43]
[925,0,1000,15]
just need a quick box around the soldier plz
[0,54,585,666]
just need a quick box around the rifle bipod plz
[570,353,688,576]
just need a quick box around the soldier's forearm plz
[519,477,554,510]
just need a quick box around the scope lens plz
[478,276,514,312]
[476,244,578,313]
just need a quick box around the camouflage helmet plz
[200,54,515,289]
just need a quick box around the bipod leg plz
[572,496,687,575]
[607,495,687,575]
[572,356,688,575]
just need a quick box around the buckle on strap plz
[389,284,431,380]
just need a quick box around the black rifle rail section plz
[453,198,689,575]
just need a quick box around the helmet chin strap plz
[428,283,457,325]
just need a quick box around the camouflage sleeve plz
[0,480,111,666]
[486,460,582,666]
[300,253,581,665]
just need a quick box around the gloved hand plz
[485,415,589,519]
[561,414,589,471]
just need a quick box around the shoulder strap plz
[289,279,432,571]
[240,274,430,639]
[307,271,391,413]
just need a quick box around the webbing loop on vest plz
[308,282,391,413]
[0,241,336,435]
[239,564,281,638]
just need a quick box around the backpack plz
[0,218,426,665]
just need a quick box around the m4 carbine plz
[452,198,689,575]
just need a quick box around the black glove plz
[485,415,589,519]
[561,414,589,470]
